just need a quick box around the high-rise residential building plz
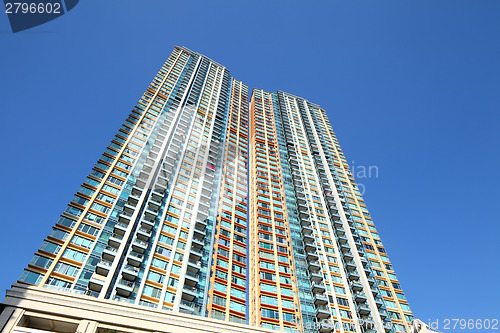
[0,46,413,333]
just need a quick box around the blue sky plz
[0,0,499,329]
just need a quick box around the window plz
[261,295,278,306]
[29,255,52,269]
[40,241,61,254]
[19,270,42,285]
[214,282,227,293]
[54,262,79,277]
[46,277,71,288]
[230,287,246,299]
[78,223,99,236]
[147,271,165,284]
[168,278,178,288]
[281,287,292,296]
[49,228,69,241]
[62,248,86,262]
[260,283,277,293]
[143,285,162,299]
[260,272,275,281]
[213,295,226,306]
[151,258,167,270]
[282,299,295,310]
[70,235,92,249]
[164,291,175,303]
[259,261,275,270]
[230,300,245,313]
[261,308,279,320]
[337,297,349,306]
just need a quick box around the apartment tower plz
[1,47,413,333]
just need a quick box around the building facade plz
[2,46,413,333]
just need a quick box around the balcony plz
[348,271,360,281]
[181,287,197,301]
[123,203,136,215]
[360,317,376,330]
[132,238,148,253]
[298,210,309,219]
[122,264,139,281]
[315,305,331,319]
[184,271,199,287]
[127,251,144,267]
[374,296,383,308]
[302,225,313,235]
[191,237,204,249]
[132,185,143,197]
[187,259,201,273]
[88,274,104,292]
[333,219,343,227]
[367,275,375,285]
[311,282,326,294]
[302,232,314,243]
[194,227,206,238]
[195,218,207,230]
[324,192,335,200]
[304,241,316,251]
[313,293,328,305]
[102,245,118,261]
[151,189,164,201]
[357,303,371,315]
[300,218,312,227]
[156,181,167,192]
[350,281,363,291]
[118,211,133,224]
[114,222,128,236]
[148,199,161,210]
[189,247,203,260]
[339,243,351,253]
[296,195,306,205]
[197,208,209,221]
[329,212,341,221]
[116,279,134,297]
[108,233,124,248]
[128,192,140,205]
[354,291,367,303]
[306,251,319,262]
[319,323,333,333]
[344,260,357,271]
[137,227,152,241]
[141,217,155,230]
[144,206,159,219]
[308,260,321,272]
[309,272,323,283]
[179,299,195,314]
[337,234,348,244]
[343,252,354,261]
[96,259,112,276]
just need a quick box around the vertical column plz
[248,89,302,332]
[206,80,249,324]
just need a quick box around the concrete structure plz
[0,283,277,333]
[1,47,414,333]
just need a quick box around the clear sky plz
[0,0,499,330]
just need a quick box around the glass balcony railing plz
[117,279,134,289]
